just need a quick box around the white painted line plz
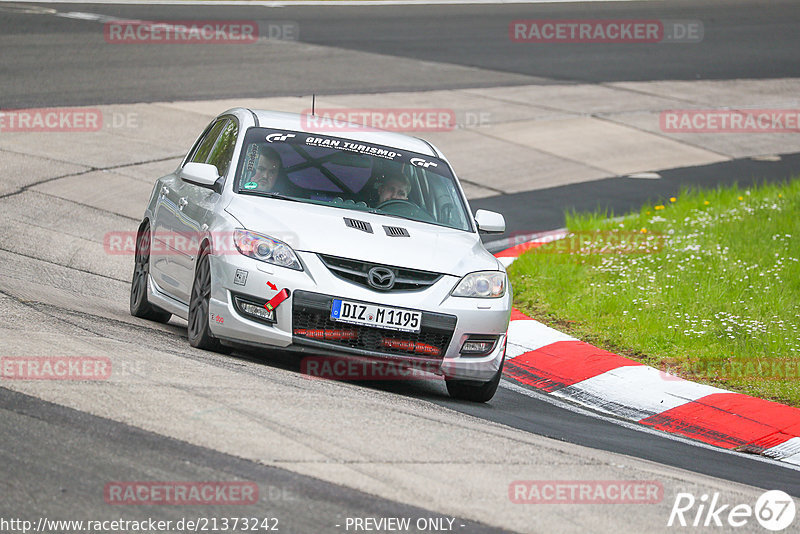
[55,10,142,23]
[782,455,800,467]
[552,365,730,420]
[0,4,56,14]
[56,11,106,20]
[500,379,800,471]
[763,437,800,462]
[506,320,576,359]
[750,154,781,162]
[627,171,662,179]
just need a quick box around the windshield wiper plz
[240,191,301,202]
[368,210,418,223]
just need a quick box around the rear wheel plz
[445,356,504,403]
[187,248,229,353]
[130,223,172,323]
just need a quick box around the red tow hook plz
[264,288,291,313]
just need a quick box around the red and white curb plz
[495,235,800,466]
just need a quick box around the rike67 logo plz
[668,490,796,531]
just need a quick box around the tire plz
[130,223,172,323]
[187,247,229,353]
[445,356,504,403]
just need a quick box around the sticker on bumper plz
[234,269,248,286]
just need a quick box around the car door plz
[151,118,228,304]
[174,118,239,294]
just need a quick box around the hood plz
[225,195,499,276]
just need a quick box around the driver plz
[376,173,411,204]
[251,146,282,191]
[242,145,299,196]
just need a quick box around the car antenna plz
[311,94,316,116]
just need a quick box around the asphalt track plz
[0,387,506,533]
[1,0,800,107]
[2,1,800,531]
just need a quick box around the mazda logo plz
[367,266,396,290]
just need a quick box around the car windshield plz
[233,127,473,232]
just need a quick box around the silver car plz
[130,109,511,402]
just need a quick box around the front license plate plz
[331,299,422,333]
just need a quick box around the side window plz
[206,120,238,177]
[187,119,228,165]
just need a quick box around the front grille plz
[318,254,442,292]
[292,290,456,361]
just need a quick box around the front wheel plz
[187,248,229,353]
[445,356,504,403]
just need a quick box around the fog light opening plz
[460,336,498,356]
[234,295,275,323]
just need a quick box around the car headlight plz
[451,271,506,298]
[233,229,302,271]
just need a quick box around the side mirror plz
[475,209,506,233]
[181,162,220,188]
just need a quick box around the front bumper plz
[206,250,510,382]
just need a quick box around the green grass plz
[508,179,800,406]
